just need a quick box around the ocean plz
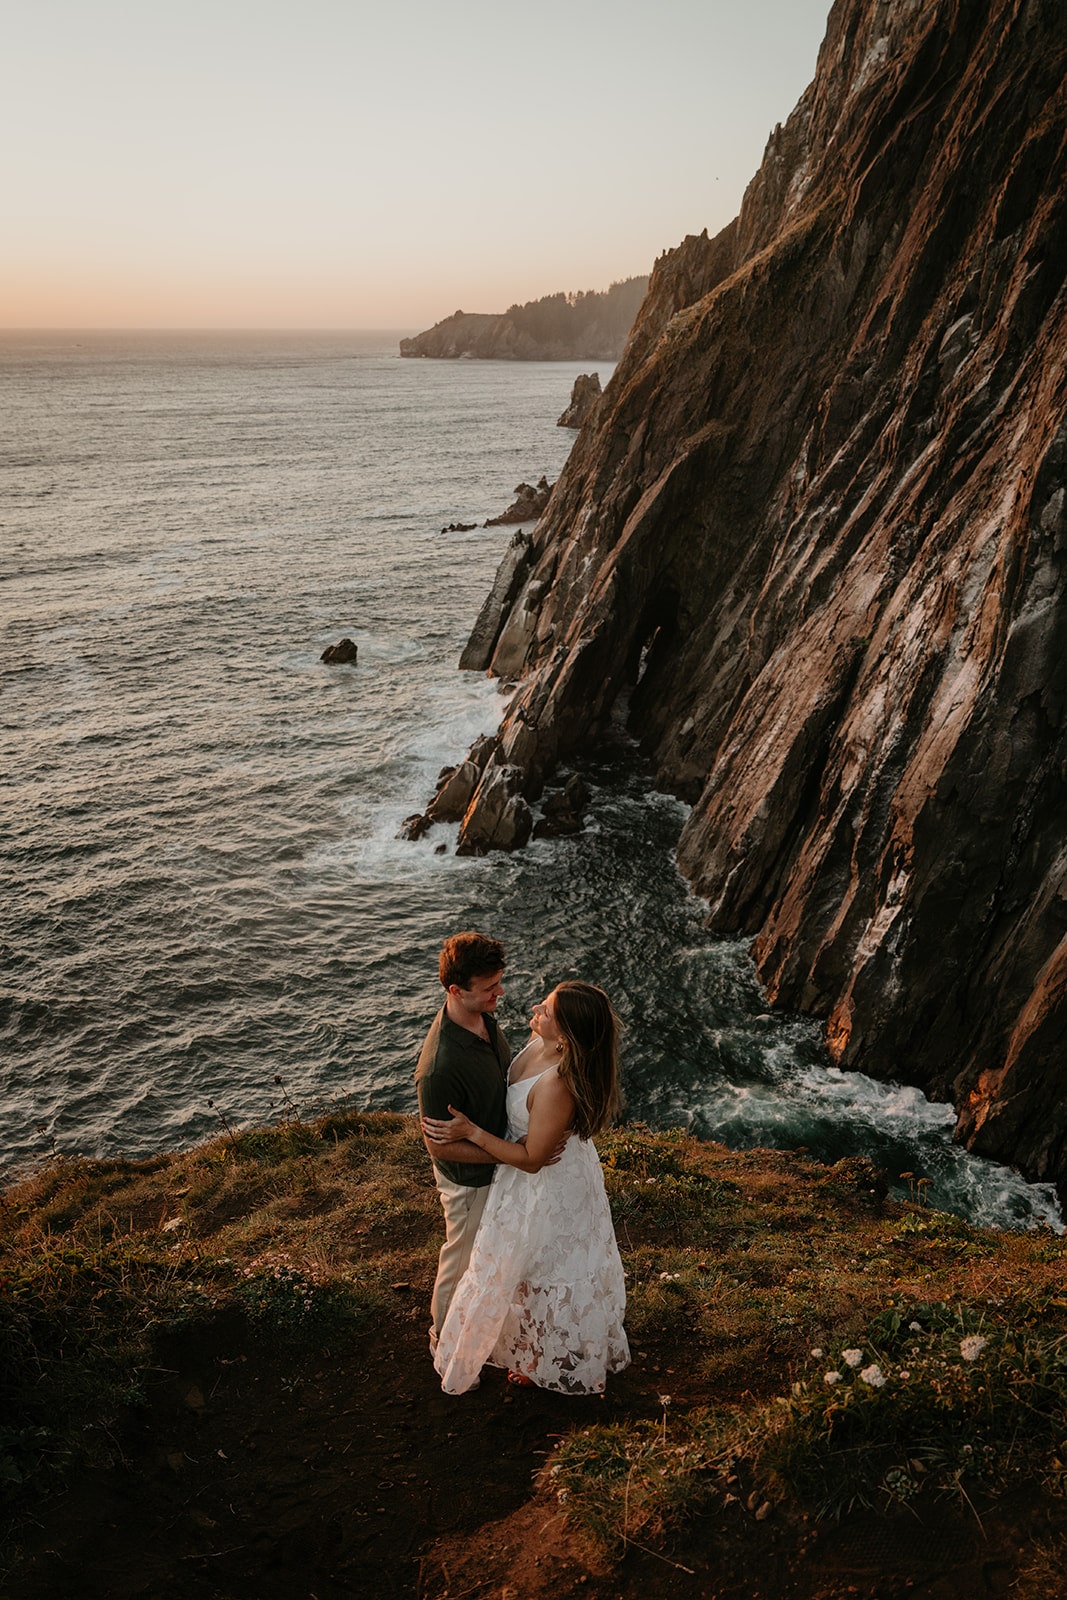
[0,329,1060,1230]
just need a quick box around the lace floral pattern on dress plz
[434,1068,630,1395]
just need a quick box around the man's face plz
[451,969,505,1015]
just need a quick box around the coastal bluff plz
[399,277,648,361]
[5,1112,1067,1596]
[411,0,1067,1197]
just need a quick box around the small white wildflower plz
[824,1371,842,1386]
[860,1364,886,1388]
[843,1348,864,1368]
[810,1347,824,1359]
[658,1394,672,1408]
[898,1370,910,1381]
[959,1335,988,1362]
[908,1321,922,1332]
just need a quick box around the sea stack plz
[557,372,602,429]
[421,0,1067,1197]
[320,638,359,664]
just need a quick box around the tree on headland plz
[400,275,649,360]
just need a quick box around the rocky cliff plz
[415,0,1067,1196]
[400,278,648,361]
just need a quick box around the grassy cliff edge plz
[3,1110,1066,1598]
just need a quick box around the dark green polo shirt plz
[415,1005,510,1187]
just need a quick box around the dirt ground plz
[8,1283,1063,1600]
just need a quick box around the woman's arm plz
[423,1074,574,1173]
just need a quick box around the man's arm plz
[416,1063,497,1168]
[424,1074,573,1173]
[420,1130,495,1166]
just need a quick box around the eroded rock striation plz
[422,0,1067,1196]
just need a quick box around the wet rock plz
[398,812,433,842]
[320,638,358,665]
[532,773,591,839]
[456,764,532,855]
[429,759,483,823]
[396,736,501,841]
[557,372,602,429]
[460,530,536,671]
[484,477,553,527]
[564,774,591,811]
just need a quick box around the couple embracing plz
[415,931,630,1395]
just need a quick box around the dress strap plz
[508,1061,553,1089]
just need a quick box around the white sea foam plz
[4,333,1060,1236]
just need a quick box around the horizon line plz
[0,325,422,334]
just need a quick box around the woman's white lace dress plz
[434,1065,630,1395]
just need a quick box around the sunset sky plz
[5,0,832,329]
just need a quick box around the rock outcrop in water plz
[557,372,603,430]
[484,476,554,527]
[320,638,358,665]
[420,0,1067,1197]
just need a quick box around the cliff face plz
[429,0,1067,1194]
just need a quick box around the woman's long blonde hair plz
[552,981,622,1139]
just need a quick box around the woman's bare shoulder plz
[528,1066,574,1109]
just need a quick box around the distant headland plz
[399,277,648,361]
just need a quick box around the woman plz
[421,980,630,1395]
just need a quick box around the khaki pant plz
[430,1174,491,1342]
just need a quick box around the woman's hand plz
[422,1105,477,1145]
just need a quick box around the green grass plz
[0,1110,419,1523]
[4,1111,1067,1568]
[548,1291,1067,1551]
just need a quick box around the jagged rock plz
[466,735,497,772]
[412,0,1067,1198]
[460,530,535,671]
[533,806,582,841]
[488,578,551,682]
[484,478,553,527]
[557,372,603,429]
[395,737,501,842]
[440,521,478,533]
[532,773,591,839]
[564,774,591,811]
[455,764,532,855]
[320,638,358,665]
[428,759,482,823]
[398,812,433,842]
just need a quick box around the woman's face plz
[530,990,563,1046]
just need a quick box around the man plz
[416,931,510,1353]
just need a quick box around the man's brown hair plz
[439,931,506,991]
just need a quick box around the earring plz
[555,1042,564,1055]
